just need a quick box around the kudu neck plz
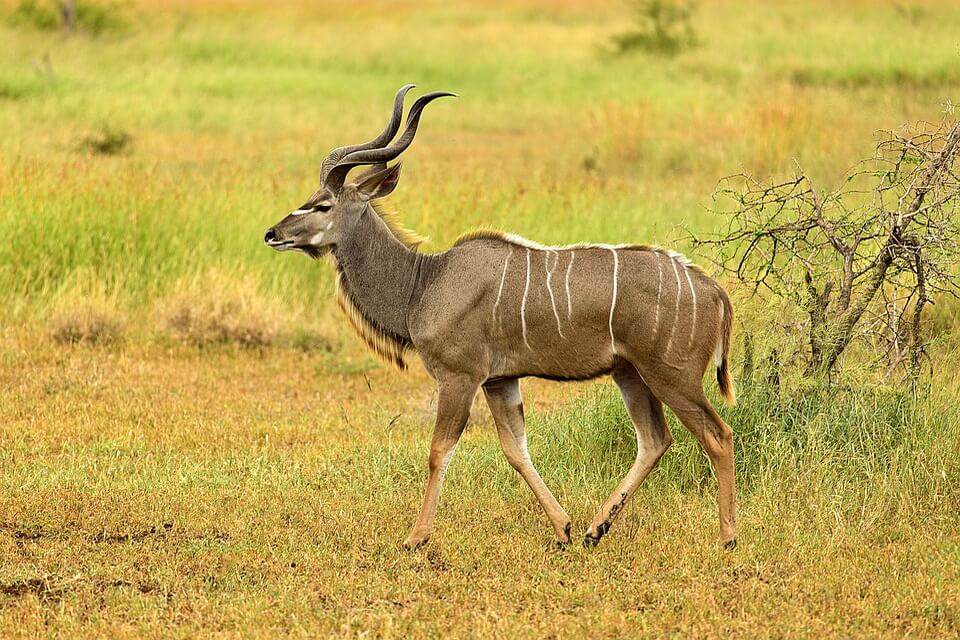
[332,205,421,343]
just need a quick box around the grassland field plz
[1,0,960,637]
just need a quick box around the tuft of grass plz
[612,0,698,56]
[77,124,132,155]
[8,0,126,35]
[160,270,278,349]
[0,74,52,101]
[285,325,337,353]
[8,0,59,30]
[790,64,960,89]
[48,289,124,345]
[525,379,958,506]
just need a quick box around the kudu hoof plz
[722,537,738,551]
[583,522,609,548]
[402,536,430,551]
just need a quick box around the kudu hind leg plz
[403,377,479,550]
[584,365,672,547]
[484,379,572,544]
[671,398,737,549]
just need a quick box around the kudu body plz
[265,86,737,550]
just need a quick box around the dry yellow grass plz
[2,0,960,636]
[1,334,958,637]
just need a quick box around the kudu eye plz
[312,203,332,212]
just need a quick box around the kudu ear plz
[352,163,402,201]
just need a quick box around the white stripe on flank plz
[545,251,565,338]
[664,258,683,354]
[521,248,532,350]
[653,253,664,337]
[608,248,619,354]
[565,251,575,318]
[493,248,512,323]
[683,265,698,349]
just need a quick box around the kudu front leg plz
[403,377,479,550]
[484,379,572,544]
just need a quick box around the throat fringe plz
[335,269,409,370]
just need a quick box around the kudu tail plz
[715,289,736,405]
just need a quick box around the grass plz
[1,0,959,636]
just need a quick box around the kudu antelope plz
[265,85,737,550]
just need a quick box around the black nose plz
[264,228,277,243]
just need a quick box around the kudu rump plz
[265,86,738,550]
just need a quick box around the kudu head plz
[264,85,455,258]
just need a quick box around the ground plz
[1,0,959,637]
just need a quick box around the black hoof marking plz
[583,534,601,548]
[723,538,738,551]
[403,538,429,551]
[563,522,572,540]
[583,521,611,548]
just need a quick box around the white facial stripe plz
[608,248,619,354]
[521,248,532,351]
[684,266,698,350]
[565,251,575,318]
[545,251,565,339]
[493,248,512,323]
[664,258,683,354]
[291,201,332,217]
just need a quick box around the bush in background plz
[49,286,124,345]
[8,0,125,36]
[78,124,132,156]
[160,270,278,349]
[612,0,698,56]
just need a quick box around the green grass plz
[1,0,959,636]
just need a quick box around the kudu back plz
[265,85,737,550]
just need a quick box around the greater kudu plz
[265,86,737,550]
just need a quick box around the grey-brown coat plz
[265,86,737,550]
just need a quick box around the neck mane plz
[332,201,425,369]
[371,197,428,249]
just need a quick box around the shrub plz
[49,291,124,345]
[78,125,132,156]
[161,270,278,349]
[8,0,125,35]
[612,0,698,56]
